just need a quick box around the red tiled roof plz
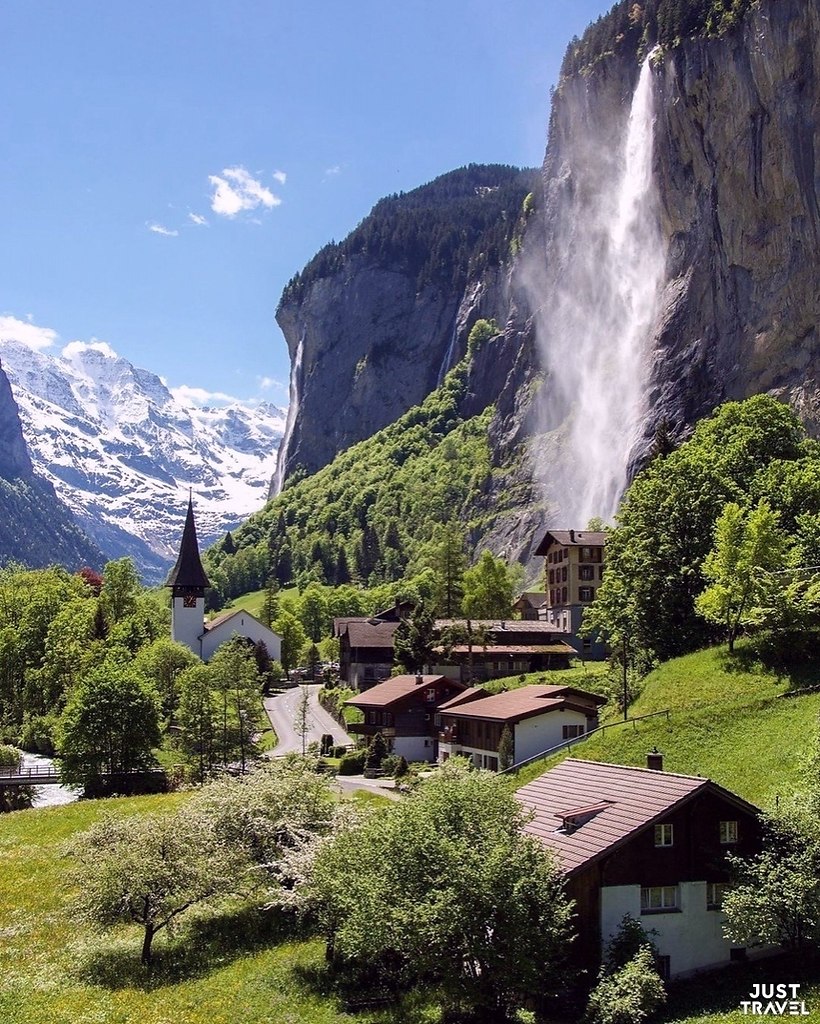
[516,759,757,876]
[438,685,604,724]
[345,674,455,709]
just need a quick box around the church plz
[166,498,282,663]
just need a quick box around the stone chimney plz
[569,529,575,542]
[415,673,424,685]
[646,747,664,771]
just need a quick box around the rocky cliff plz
[244,0,820,583]
[273,165,535,488]
[0,360,103,570]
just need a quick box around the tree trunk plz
[141,923,156,965]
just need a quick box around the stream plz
[19,751,81,808]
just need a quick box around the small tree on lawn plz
[68,806,246,966]
[498,724,515,770]
[365,731,388,771]
[585,946,666,1024]
[293,759,574,1019]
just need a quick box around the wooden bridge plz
[0,763,63,786]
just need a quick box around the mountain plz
[0,339,286,583]
[256,0,819,576]
[0,360,103,571]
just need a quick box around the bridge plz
[0,763,63,786]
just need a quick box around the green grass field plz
[513,645,820,808]
[215,586,298,620]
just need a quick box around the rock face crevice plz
[0,360,32,481]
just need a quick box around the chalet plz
[513,592,547,620]
[533,529,608,659]
[334,617,399,689]
[166,497,281,662]
[430,619,576,683]
[437,684,606,771]
[345,673,469,762]
[516,757,763,978]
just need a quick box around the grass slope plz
[514,645,820,808]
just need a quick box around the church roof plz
[165,497,211,589]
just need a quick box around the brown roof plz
[514,592,547,606]
[440,643,576,656]
[516,759,759,876]
[437,686,487,711]
[339,618,400,648]
[435,619,570,635]
[346,674,456,709]
[534,530,607,556]
[439,684,604,725]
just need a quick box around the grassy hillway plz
[514,644,820,808]
[3,643,820,1024]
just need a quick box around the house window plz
[706,882,729,910]
[562,566,567,582]
[581,546,592,561]
[364,666,375,680]
[368,711,377,725]
[579,587,594,602]
[562,586,568,603]
[425,688,437,702]
[384,712,393,727]
[654,824,674,847]
[562,724,585,739]
[720,820,738,844]
[549,569,555,584]
[641,885,679,912]
[582,637,592,652]
[580,566,594,581]
[656,955,671,980]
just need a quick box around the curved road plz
[264,683,354,756]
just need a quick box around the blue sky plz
[0,1,607,409]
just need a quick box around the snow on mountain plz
[0,338,285,583]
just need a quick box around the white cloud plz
[208,165,281,217]
[256,375,287,393]
[171,384,242,407]
[0,315,58,351]
[324,164,341,178]
[272,169,287,185]
[147,222,179,237]
[62,340,118,360]
[188,212,208,226]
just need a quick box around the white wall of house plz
[438,743,498,770]
[393,735,435,763]
[200,614,282,663]
[600,882,737,977]
[514,709,589,763]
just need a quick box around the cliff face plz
[0,361,103,570]
[272,166,534,488]
[263,0,820,576]
[0,360,32,480]
[650,0,820,436]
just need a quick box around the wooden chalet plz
[345,673,469,762]
[437,684,606,770]
[516,757,763,978]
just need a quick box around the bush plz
[333,744,348,758]
[20,713,57,755]
[585,947,666,1024]
[0,744,21,768]
[338,750,367,775]
[382,754,410,778]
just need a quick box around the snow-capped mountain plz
[0,338,285,583]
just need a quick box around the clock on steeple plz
[165,495,211,657]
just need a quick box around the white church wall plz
[200,613,282,663]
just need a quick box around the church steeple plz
[166,495,210,590]
[167,495,210,657]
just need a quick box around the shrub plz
[338,750,367,775]
[585,947,666,1024]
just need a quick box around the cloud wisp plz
[208,166,282,218]
[188,212,208,226]
[147,222,179,237]
[0,314,59,351]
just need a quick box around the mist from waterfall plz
[271,329,305,496]
[532,53,666,526]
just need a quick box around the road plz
[264,683,354,756]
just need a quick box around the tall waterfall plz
[533,53,666,525]
[271,329,305,496]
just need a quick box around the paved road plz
[264,683,354,756]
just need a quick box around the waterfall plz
[271,329,305,496]
[533,52,665,525]
[435,319,459,387]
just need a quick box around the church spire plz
[166,495,211,589]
